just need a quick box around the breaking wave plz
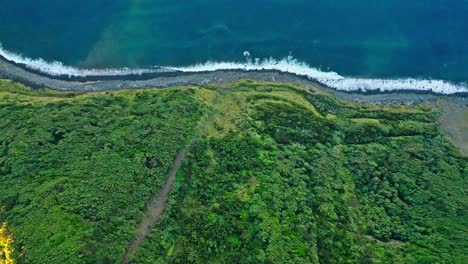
[169,59,468,95]
[1,44,467,94]
[0,44,164,77]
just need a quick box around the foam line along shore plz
[1,44,468,95]
[0,46,467,106]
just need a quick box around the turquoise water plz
[0,0,467,84]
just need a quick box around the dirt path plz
[121,140,194,264]
[121,93,222,263]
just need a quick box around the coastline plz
[1,55,467,104]
[1,54,466,154]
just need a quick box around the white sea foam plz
[168,57,344,80]
[169,58,468,95]
[0,44,160,77]
[320,78,468,95]
[1,44,466,94]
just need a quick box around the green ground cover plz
[0,80,215,263]
[0,79,466,263]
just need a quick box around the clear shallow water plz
[0,0,467,93]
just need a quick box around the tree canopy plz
[0,79,466,263]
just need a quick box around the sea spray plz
[0,44,163,77]
[1,44,467,94]
[321,78,468,95]
[169,58,468,95]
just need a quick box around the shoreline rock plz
[0,55,466,107]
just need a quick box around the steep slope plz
[0,79,466,263]
[132,81,467,263]
[0,80,216,263]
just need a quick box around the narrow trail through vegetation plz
[121,141,192,264]
[121,90,223,264]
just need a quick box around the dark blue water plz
[0,0,467,82]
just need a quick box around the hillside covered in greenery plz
[0,79,466,263]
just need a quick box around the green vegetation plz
[0,223,14,264]
[0,80,216,263]
[132,81,466,264]
[0,79,466,263]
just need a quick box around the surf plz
[1,44,467,95]
[0,44,164,77]
[168,58,468,95]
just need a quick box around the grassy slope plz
[132,80,467,264]
[0,80,216,263]
[0,79,466,263]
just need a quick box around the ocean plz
[0,0,467,94]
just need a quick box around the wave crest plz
[169,59,468,95]
[0,44,161,77]
[1,44,467,94]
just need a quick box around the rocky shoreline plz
[1,55,466,154]
[0,56,466,106]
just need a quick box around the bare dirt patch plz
[437,98,468,156]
